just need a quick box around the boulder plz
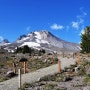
[6,71,16,77]
[63,76,72,82]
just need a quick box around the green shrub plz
[18,82,34,90]
[54,58,58,63]
[56,88,67,90]
[43,83,57,90]
[55,75,64,82]
[0,76,9,82]
[76,66,86,76]
[40,75,55,81]
[84,74,90,82]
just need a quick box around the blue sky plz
[0,0,90,43]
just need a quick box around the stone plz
[63,76,72,82]
[6,70,16,77]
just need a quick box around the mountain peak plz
[18,35,27,40]
[2,30,80,53]
[1,39,10,43]
[0,39,10,47]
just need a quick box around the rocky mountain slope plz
[0,30,80,53]
[0,39,10,47]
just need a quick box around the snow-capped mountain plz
[0,39,11,46]
[1,30,80,53]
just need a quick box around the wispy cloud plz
[50,23,64,30]
[26,26,31,31]
[0,36,4,42]
[72,7,87,30]
[72,22,79,30]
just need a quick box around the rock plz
[63,76,72,82]
[72,68,75,72]
[74,67,80,73]
[6,71,16,77]
[37,78,41,82]
[44,59,47,63]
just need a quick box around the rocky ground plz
[0,51,90,90]
[0,52,58,82]
[19,54,90,90]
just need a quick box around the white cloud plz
[72,7,87,30]
[72,22,79,29]
[0,36,4,41]
[50,23,64,30]
[80,7,87,16]
[79,18,84,24]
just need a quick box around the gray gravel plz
[0,57,77,90]
[0,64,58,90]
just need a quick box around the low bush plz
[84,74,90,82]
[43,83,57,90]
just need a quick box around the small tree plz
[38,49,46,56]
[22,45,30,54]
[80,26,90,53]
[15,47,22,53]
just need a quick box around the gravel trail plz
[0,57,77,90]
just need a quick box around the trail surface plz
[0,57,77,90]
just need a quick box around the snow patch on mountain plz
[16,37,30,43]
[20,42,40,47]
[0,30,80,53]
[35,39,49,44]
[0,39,11,46]
[0,43,11,46]
[34,31,42,39]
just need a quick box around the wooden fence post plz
[18,69,21,88]
[58,60,61,73]
[13,62,16,74]
[24,62,26,74]
[73,53,74,59]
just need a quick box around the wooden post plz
[58,60,61,73]
[14,68,16,74]
[73,53,74,59]
[24,62,26,74]
[13,62,16,74]
[18,69,21,88]
[52,58,54,64]
[78,53,80,64]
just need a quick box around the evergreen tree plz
[15,47,22,53]
[80,26,90,53]
[41,49,46,54]
[22,45,30,54]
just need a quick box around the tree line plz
[15,45,45,55]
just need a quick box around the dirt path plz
[0,57,77,90]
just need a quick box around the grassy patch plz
[43,83,57,90]
[0,76,10,82]
[18,82,34,90]
[84,74,90,82]
[56,88,67,90]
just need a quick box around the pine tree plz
[80,26,90,53]
[22,45,30,54]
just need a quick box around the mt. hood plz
[1,30,80,53]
